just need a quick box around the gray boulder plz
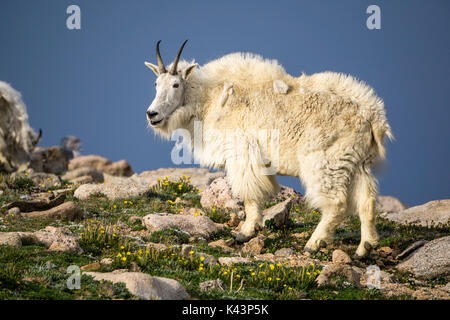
[397,236,450,280]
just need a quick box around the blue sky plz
[1,0,449,206]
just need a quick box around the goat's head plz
[145,40,197,128]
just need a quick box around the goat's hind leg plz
[304,199,346,252]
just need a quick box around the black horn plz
[156,40,166,74]
[170,40,188,75]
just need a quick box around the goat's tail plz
[371,120,394,160]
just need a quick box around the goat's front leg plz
[235,200,263,243]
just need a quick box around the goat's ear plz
[145,61,160,76]
[182,63,197,80]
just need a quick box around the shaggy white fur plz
[146,52,393,257]
[0,81,40,172]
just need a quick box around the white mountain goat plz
[0,81,41,172]
[144,41,393,257]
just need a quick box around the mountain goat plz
[0,81,41,172]
[144,41,393,257]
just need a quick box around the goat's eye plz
[155,82,157,87]
[173,83,179,88]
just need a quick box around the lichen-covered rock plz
[21,201,85,221]
[316,263,362,288]
[34,226,82,253]
[84,271,189,300]
[397,236,450,280]
[62,167,104,183]
[218,257,252,266]
[263,198,292,227]
[74,175,156,200]
[2,193,66,212]
[242,236,265,256]
[199,279,226,292]
[383,199,450,227]
[200,177,242,210]
[376,195,408,213]
[332,249,352,264]
[0,232,23,247]
[143,213,224,239]
[68,155,134,177]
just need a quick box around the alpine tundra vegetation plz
[145,41,393,258]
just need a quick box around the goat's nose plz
[147,111,158,119]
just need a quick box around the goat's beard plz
[150,104,196,140]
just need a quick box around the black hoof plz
[364,242,373,252]
[319,240,327,249]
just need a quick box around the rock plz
[146,243,168,251]
[11,171,62,189]
[0,232,22,248]
[273,80,289,94]
[362,266,396,288]
[218,257,252,266]
[263,198,292,227]
[143,213,224,239]
[376,195,408,213]
[445,282,450,293]
[74,175,156,200]
[21,201,85,221]
[34,226,82,253]
[0,226,81,253]
[199,279,226,292]
[397,236,450,280]
[396,241,428,260]
[81,262,101,271]
[378,246,393,256]
[226,213,240,228]
[84,271,189,300]
[275,248,295,256]
[2,193,66,212]
[30,146,69,174]
[332,249,352,264]
[316,263,362,288]
[273,185,303,204]
[384,199,450,227]
[208,239,235,253]
[200,177,242,209]
[100,258,113,265]
[68,155,134,177]
[62,167,104,183]
[139,167,224,192]
[7,207,21,216]
[242,236,265,255]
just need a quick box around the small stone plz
[199,279,226,292]
[379,246,393,255]
[227,213,240,228]
[100,258,113,265]
[332,249,352,264]
[81,262,101,271]
[208,239,235,253]
[242,236,265,255]
[143,213,224,239]
[275,248,295,256]
[262,199,292,228]
[292,232,308,239]
[316,263,362,288]
[181,244,193,256]
[200,177,242,210]
[218,257,252,266]
[7,207,21,216]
